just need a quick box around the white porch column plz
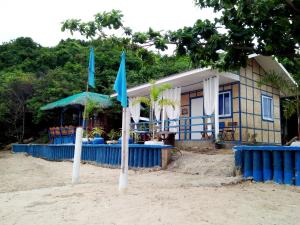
[161,106,165,131]
[214,76,219,139]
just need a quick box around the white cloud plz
[0,0,217,47]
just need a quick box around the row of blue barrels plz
[11,144,28,153]
[12,144,162,168]
[95,146,161,167]
[235,149,300,186]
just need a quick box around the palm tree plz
[134,80,176,140]
[260,72,300,139]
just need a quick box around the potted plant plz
[107,129,120,144]
[133,80,176,145]
[90,127,105,144]
[83,100,103,139]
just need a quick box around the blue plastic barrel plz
[117,148,121,165]
[27,145,33,156]
[97,148,106,164]
[148,149,154,167]
[101,147,106,164]
[92,137,104,144]
[113,148,118,165]
[129,148,134,167]
[133,148,139,167]
[103,148,108,164]
[47,147,53,160]
[143,149,149,167]
[253,150,263,182]
[110,148,115,165]
[262,151,272,181]
[109,148,114,165]
[283,151,294,185]
[157,149,162,167]
[157,148,162,166]
[295,151,300,186]
[153,149,158,166]
[138,148,143,167]
[109,149,114,165]
[243,150,253,178]
[273,151,283,184]
[234,150,243,171]
[12,144,27,153]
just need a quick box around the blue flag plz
[88,47,95,88]
[114,51,127,108]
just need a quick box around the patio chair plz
[223,122,238,141]
[67,125,76,143]
[54,127,62,144]
[48,127,55,144]
[219,122,226,140]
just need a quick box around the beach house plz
[112,54,296,146]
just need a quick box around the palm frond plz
[282,99,297,119]
[258,72,296,96]
[158,99,177,109]
[149,80,172,102]
[132,96,151,106]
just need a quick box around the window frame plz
[219,90,232,118]
[261,94,274,122]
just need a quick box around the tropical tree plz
[134,80,175,140]
[61,10,169,52]
[0,71,33,142]
[61,5,299,73]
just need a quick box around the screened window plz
[219,91,231,117]
[262,95,274,121]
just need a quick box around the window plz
[219,91,232,117]
[262,95,274,121]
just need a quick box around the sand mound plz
[167,150,242,186]
[168,151,235,176]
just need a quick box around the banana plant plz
[133,80,176,140]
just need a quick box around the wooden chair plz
[61,126,68,136]
[224,122,238,141]
[219,122,226,140]
[48,127,55,143]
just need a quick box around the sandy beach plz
[1,150,300,225]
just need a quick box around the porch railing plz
[131,115,216,141]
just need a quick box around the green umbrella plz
[40,92,112,111]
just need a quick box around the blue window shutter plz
[219,91,232,117]
[224,93,230,115]
[219,94,223,115]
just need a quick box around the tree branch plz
[286,0,300,13]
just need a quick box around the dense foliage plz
[0,37,191,144]
[61,5,299,76]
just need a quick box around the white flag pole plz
[72,127,83,184]
[119,107,129,191]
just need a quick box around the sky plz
[0,0,217,47]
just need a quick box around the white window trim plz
[219,91,232,118]
[262,95,274,121]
